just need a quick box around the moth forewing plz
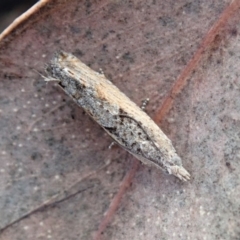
[45,51,190,181]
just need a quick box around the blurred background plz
[0,0,37,32]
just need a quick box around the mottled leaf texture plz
[0,1,240,240]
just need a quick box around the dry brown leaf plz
[0,0,240,239]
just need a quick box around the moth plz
[44,51,190,181]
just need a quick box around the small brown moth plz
[44,51,190,181]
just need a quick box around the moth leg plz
[98,68,105,76]
[108,141,116,149]
[141,98,150,111]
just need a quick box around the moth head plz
[170,155,182,166]
[166,156,190,181]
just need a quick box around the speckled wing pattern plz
[45,51,190,181]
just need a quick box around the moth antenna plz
[34,69,60,82]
